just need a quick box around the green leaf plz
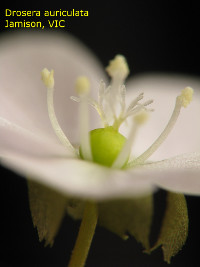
[150,192,188,263]
[27,180,68,246]
[98,194,153,250]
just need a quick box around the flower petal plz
[123,74,200,160]
[0,117,72,157]
[0,31,104,147]
[1,153,155,200]
[142,152,200,195]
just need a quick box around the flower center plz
[41,55,193,169]
[80,126,127,167]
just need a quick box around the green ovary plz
[80,126,127,167]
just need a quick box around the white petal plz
[0,117,72,157]
[0,31,104,147]
[1,153,155,200]
[123,74,200,160]
[142,152,200,195]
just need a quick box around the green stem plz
[68,202,98,267]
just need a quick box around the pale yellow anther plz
[134,110,149,125]
[41,68,54,89]
[106,55,130,80]
[177,87,193,108]
[75,76,90,95]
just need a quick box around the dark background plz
[1,2,200,266]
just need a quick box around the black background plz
[1,2,200,267]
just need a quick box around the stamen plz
[75,76,90,95]
[134,110,149,125]
[177,87,193,107]
[106,55,130,122]
[128,87,194,167]
[41,68,76,155]
[112,110,149,169]
[75,76,93,161]
[106,55,130,81]
[71,96,108,128]
[41,68,54,89]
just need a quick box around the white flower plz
[0,31,200,200]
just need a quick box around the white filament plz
[47,87,76,154]
[79,95,93,161]
[75,76,92,161]
[41,68,76,155]
[112,122,138,169]
[128,88,193,167]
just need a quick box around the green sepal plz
[27,180,68,246]
[98,194,153,250]
[150,192,188,263]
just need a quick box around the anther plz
[106,55,130,81]
[177,87,193,108]
[41,68,54,89]
[75,76,90,96]
[134,110,149,125]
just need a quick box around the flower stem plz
[68,202,98,267]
